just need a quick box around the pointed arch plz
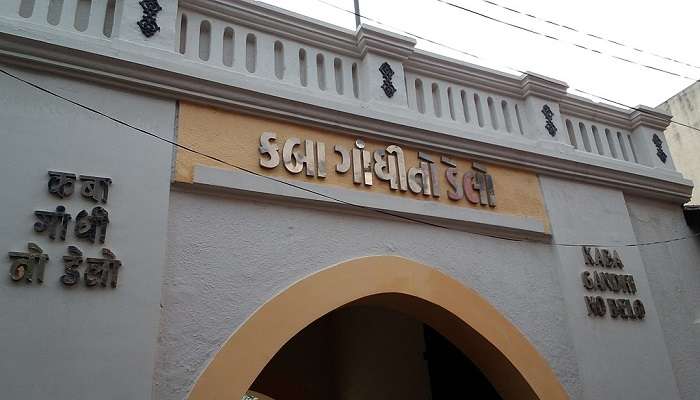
[188,256,568,400]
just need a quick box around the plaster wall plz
[0,66,175,399]
[157,188,582,400]
[625,195,700,400]
[539,176,681,400]
[658,82,700,205]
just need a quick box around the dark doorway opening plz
[423,324,502,399]
[250,304,502,399]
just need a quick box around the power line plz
[473,0,700,72]
[1,67,697,248]
[431,0,699,81]
[316,0,700,135]
[319,0,485,64]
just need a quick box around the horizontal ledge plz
[190,165,550,241]
[0,29,691,204]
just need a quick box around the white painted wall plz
[157,188,582,399]
[157,173,700,400]
[0,66,175,399]
[625,195,700,400]
[540,176,682,400]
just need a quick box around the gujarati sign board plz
[174,102,549,229]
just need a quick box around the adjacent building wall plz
[625,195,700,400]
[658,82,700,205]
[0,66,175,399]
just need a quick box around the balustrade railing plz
[4,0,118,38]
[0,0,679,175]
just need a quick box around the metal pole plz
[354,0,361,27]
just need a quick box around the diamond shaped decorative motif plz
[379,62,396,98]
[541,104,557,137]
[138,0,162,38]
[381,81,397,98]
[652,134,667,163]
[379,62,394,80]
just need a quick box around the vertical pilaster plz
[356,25,416,110]
[520,72,569,149]
[630,106,677,170]
[116,0,177,52]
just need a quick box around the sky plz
[263,0,699,111]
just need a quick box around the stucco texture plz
[625,195,700,400]
[155,189,582,399]
[0,66,175,399]
[539,176,682,400]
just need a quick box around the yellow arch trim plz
[188,256,568,400]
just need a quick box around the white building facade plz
[0,1,698,399]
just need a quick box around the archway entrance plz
[249,295,503,399]
[188,256,568,400]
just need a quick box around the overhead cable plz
[431,0,700,81]
[1,67,697,248]
[472,0,700,72]
[315,0,700,135]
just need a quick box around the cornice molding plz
[519,72,568,101]
[0,27,691,204]
[629,105,672,131]
[181,0,361,56]
[179,0,667,133]
[404,50,524,98]
[356,24,416,59]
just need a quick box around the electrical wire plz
[1,67,698,248]
[431,0,700,81]
[320,0,700,81]
[473,0,700,72]
[315,0,700,136]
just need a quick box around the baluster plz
[86,0,108,37]
[463,91,477,128]
[232,29,247,72]
[208,21,224,66]
[58,0,78,31]
[606,128,622,159]
[341,58,354,99]
[256,35,274,78]
[184,13,201,60]
[596,128,613,157]
[0,1,21,16]
[427,82,438,118]
[572,122,586,152]
[323,51,334,92]
[619,132,634,162]
[406,75,417,111]
[439,86,451,121]
[502,102,517,134]
[285,43,301,86]
[494,98,508,133]
[29,0,50,25]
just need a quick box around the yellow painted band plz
[175,102,549,230]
